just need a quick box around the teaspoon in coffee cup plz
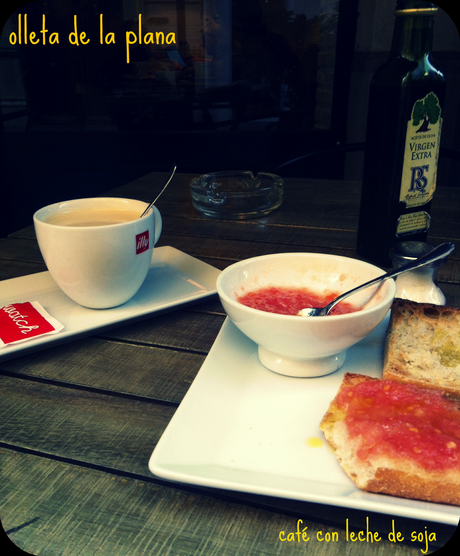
[140,163,177,218]
[298,242,455,317]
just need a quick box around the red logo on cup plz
[136,230,150,254]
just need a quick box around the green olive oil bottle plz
[357,0,445,267]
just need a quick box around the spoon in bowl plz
[298,241,455,317]
[140,163,177,218]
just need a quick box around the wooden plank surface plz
[4,449,454,556]
[1,173,459,555]
[0,374,174,473]
[0,309,224,402]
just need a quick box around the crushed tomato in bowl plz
[236,286,359,316]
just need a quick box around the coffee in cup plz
[44,207,142,227]
[33,197,162,309]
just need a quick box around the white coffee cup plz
[33,197,162,309]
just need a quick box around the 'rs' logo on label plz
[136,231,150,254]
[409,165,429,193]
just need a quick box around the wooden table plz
[1,173,459,555]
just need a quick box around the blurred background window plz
[2,0,355,137]
[1,0,458,238]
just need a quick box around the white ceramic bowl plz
[216,252,396,377]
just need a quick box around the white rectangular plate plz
[149,317,460,525]
[0,246,220,361]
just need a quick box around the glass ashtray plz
[190,171,283,219]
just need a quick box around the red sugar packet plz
[0,302,64,347]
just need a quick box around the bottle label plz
[399,92,442,209]
[396,211,431,237]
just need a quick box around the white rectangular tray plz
[149,317,460,525]
[0,246,220,361]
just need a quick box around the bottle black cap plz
[389,241,446,268]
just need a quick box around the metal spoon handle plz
[324,241,455,314]
[140,164,177,218]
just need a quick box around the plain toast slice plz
[383,299,460,397]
